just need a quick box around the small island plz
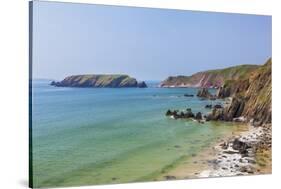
[50,74,147,88]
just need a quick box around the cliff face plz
[211,58,272,126]
[160,64,258,88]
[50,74,147,88]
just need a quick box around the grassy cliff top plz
[51,74,144,88]
[161,64,259,87]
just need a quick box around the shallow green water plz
[31,80,244,187]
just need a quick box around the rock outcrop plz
[197,88,216,100]
[137,81,148,88]
[207,58,272,126]
[160,64,258,88]
[166,108,195,119]
[50,74,147,88]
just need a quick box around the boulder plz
[195,112,202,120]
[166,109,172,116]
[205,104,212,109]
[232,138,250,154]
[206,108,224,121]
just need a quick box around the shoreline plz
[198,123,272,178]
[155,123,272,181]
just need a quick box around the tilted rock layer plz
[160,64,258,88]
[212,58,272,126]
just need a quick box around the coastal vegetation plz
[160,64,258,88]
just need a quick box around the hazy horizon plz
[32,1,272,81]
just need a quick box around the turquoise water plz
[31,80,243,187]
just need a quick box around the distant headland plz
[160,64,258,88]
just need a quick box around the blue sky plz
[32,1,272,81]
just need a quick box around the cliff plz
[160,64,258,88]
[50,74,147,88]
[208,58,272,126]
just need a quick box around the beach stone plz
[164,175,176,180]
[240,166,255,174]
[232,138,250,154]
[223,150,238,154]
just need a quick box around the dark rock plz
[240,166,255,174]
[166,109,172,116]
[164,175,176,180]
[232,138,250,154]
[137,81,148,88]
[205,104,212,109]
[214,104,223,109]
[184,94,194,97]
[166,108,195,119]
[197,88,212,98]
[195,112,202,120]
[223,150,238,154]
[223,97,245,121]
[220,142,229,150]
[50,81,58,86]
[206,108,224,121]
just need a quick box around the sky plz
[32,1,272,81]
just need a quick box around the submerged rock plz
[205,104,212,109]
[184,94,194,97]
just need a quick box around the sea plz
[31,79,246,187]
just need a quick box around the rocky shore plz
[199,123,271,177]
[157,123,271,181]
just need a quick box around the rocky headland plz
[163,58,272,178]
[207,58,272,126]
[165,58,271,126]
[50,74,147,88]
[160,64,258,88]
